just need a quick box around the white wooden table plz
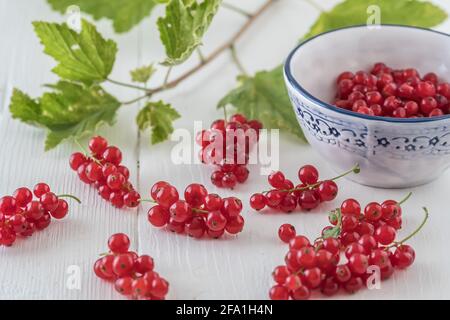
[1,0,450,300]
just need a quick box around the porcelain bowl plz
[284,25,450,188]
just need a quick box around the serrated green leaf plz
[10,82,121,150]
[136,101,181,144]
[130,64,156,83]
[158,0,222,66]
[303,0,447,40]
[47,0,165,33]
[218,66,305,141]
[33,19,117,85]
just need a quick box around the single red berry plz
[341,198,361,216]
[269,285,289,300]
[50,199,69,219]
[169,200,192,223]
[250,193,266,211]
[278,224,296,243]
[298,165,319,185]
[89,136,108,155]
[0,196,17,215]
[298,189,320,210]
[268,171,286,189]
[13,187,33,208]
[108,233,130,254]
[155,185,179,208]
[115,277,133,295]
[112,254,135,277]
[348,253,369,275]
[204,194,223,211]
[317,180,338,201]
[123,190,141,208]
[272,265,291,284]
[148,205,170,227]
[374,225,396,245]
[184,184,208,207]
[206,211,227,231]
[135,255,154,274]
[69,152,87,171]
[185,216,207,238]
[364,202,382,221]
[225,215,245,234]
[221,197,242,218]
[39,192,59,212]
[33,183,50,198]
[106,173,126,191]
[102,146,122,166]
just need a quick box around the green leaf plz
[218,66,305,140]
[130,64,156,83]
[47,0,165,33]
[136,101,181,144]
[10,82,121,150]
[33,19,117,85]
[158,0,222,66]
[303,0,447,40]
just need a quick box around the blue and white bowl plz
[284,25,450,188]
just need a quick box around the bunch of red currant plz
[94,233,169,300]
[334,62,450,118]
[270,194,427,300]
[147,182,244,238]
[69,136,141,209]
[0,183,79,246]
[197,113,263,189]
[249,164,359,213]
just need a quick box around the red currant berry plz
[89,136,108,155]
[33,183,50,198]
[250,193,266,211]
[123,190,141,208]
[148,205,170,227]
[269,285,289,300]
[106,173,126,191]
[278,224,296,243]
[13,187,33,208]
[317,180,338,201]
[206,211,227,231]
[39,192,59,212]
[364,202,382,221]
[348,253,369,275]
[102,146,122,165]
[108,233,130,254]
[272,266,291,285]
[374,225,396,245]
[225,215,245,234]
[221,197,242,218]
[184,184,208,207]
[169,200,192,223]
[0,196,17,215]
[268,171,286,189]
[341,198,361,216]
[50,199,69,219]
[298,165,319,185]
[69,152,87,171]
[204,194,223,211]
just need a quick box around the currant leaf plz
[158,0,222,66]
[32,19,117,85]
[130,64,156,83]
[46,0,166,33]
[303,0,447,40]
[136,101,181,144]
[10,82,121,150]
[218,66,306,141]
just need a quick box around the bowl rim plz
[284,24,450,123]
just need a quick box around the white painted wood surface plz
[1,0,450,300]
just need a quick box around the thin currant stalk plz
[106,0,276,106]
[230,44,248,75]
[387,207,429,249]
[57,194,82,204]
[398,192,412,206]
[263,164,360,194]
[74,139,103,166]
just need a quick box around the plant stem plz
[222,2,253,18]
[163,67,173,87]
[139,199,157,204]
[197,48,206,63]
[398,192,412,206]
[106,78,148,92]
[388,207,429,248]
[57,194,82,204]
[121,0,276,105]
[112,0,277,105]
[230,44,248,75]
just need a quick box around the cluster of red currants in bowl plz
[94,233,169,300]
[197,113,263,189]
[69,136,140,209]
[270,194,427,300]
[147,182,244,238]
[334,62,450,118]
[249,164,359,213]
[0,183,78,246]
